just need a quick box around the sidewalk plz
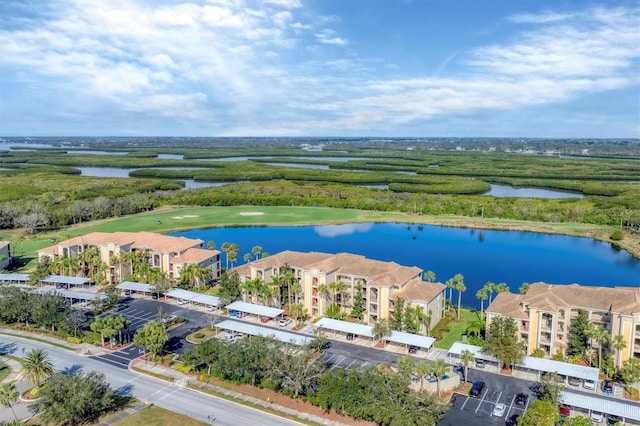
[0,327,113,357]
[129,358,349,426]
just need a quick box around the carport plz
[0,273,29,285]
[448,342,500,371]
[313,317,374,344]
[387,330,436,354]
[117,281,154,296]
[560,390,640,425]
[216,319,314,345]
[31,287,107,305]
[225,301,284,321]
[191,294,220,311]
[165,288,198,305]
[514,357,599,391]
[41,275,91,289]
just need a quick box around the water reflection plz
[484,184,584,199]
[157,154,184,160]
[314,223,374,237]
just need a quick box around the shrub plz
[610,229,624,241]
[194,332,205,339]
[175,317,186,323]
[66,336,82,344]
[174,363,192,374]
[84,331,102,345]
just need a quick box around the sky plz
[0,0,638,138]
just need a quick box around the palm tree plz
[206,240,216,250]
[593,326,610,369]
[220,242,231,269]
[317,283,331,307]
[19,348,55,386]
[373,318,391,347]
[495,282,510,294]
[291,280,303,305]
[447,274,466,320]
[424,271,436,282]
[476,288,488,319]
[280,264,296,307]
[289,303,307,324]
[460,349,475,383]
[416,361,430,392]
[484,281,496,305]
[268,275,283,307]
[0,382,19,421]
[330,281,348,312]
[611,334,627,371]
[257,280,272,306]
[413,305,427,335]
[429,359,449,397]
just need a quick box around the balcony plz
[540,334,552,344]
[541,322,553,331]
[635,328,640,339]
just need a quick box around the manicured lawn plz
[433,307,482,350]
[114,406,207,426]
[186,327,218,344]
[0,361,10,382]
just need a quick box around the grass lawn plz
[0,361,10,382]
[433,307,482,350]
[113,406,207,426]
[186,327,218,344]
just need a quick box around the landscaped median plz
[185,327,218,344]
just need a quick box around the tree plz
[539,372,564,405]
[206,240,216,250]
[351,284,364,320]
[180,263,211,289]
[591,325,609,368]
[483,282,496,305]
[494,282,509,294]
[475,288,488,319]
[19,348,55,387]
[482,316,525,370]
[289,303,307,324]
[563,416,594,426]
[28,256,51,286]
[620,357,640,389]
[396,355,415,378]
[220,242,232,269]
[373,318,391,347]
[251,245,263,260]
[428,359,448,397]
[415,361,430,392]
[182,339,223,376]
[64,309,89,338]
[31,292,69,331]
[391,298,405,330]
[0,382,19,421]
[519,282,530,294]
[517,400,558,426]
[567,309,589,357]
[459,349,475,383]
[29,371,117,426]
[611,334,627,370]
[445,274,465,320]
[134,320,169,359]
[265,343,326,399]
[217,270,242,305]
[424,271,436,282]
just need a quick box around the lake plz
[484,184,584,199]
[171,223,640,308]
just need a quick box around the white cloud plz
[263,0,302,9]
[315,28,348,45]
[314,223,374,238]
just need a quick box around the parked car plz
[602,381,614,395]
[161,314,177,324]
[408,345,418,354]
[475,359,485,368]
[279,318,292,327]
[606,414,623,425]
[514,393,528,407]
[583,379,596,390]
[207,305,216,312]
[591,411,604,423]
[261,317,270,323]
[346,333,354,340]
[113,303,128,311]
[505,414,520,426]
[559,405,571,419]
[470,381,485,397]
[124,289,132,296]
[492,403,506,417]
[568,376,581,386]
[177,298,187,305]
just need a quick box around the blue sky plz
[1,0,638,138]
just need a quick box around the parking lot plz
[439,370,536,426]
[317,351,374,372]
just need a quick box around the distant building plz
[234,250,446,329]
[486,282,640,367]
[0,241,11,270]
[38,232,220,284]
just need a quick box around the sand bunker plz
[172,216,184,219]
[239,212,264,216]
[183,215,199,218]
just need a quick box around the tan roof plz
[244,250,333,271]
[392,279,445,304]
[39,246,57,256]
[39,232,203,256]
[172,248,219,265]
[488,282,640,318]
[486,292,528,320]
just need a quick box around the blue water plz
[171,223,640,308]
[157,154,184,160]
[485,184,584,199]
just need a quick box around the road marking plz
[475,388,488,413]
[506,394,516,418]
[345,359,358,370]
[461,395,471,410]
[152,386,182,404]
[359,361,369,370]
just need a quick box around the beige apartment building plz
[0,241,10,270]
[38,232,220,284]
[486,282,640,367]
[234,250,446,328]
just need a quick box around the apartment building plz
[486,282,640,367]
[234,250,446,327]
[38,232,220,284]
[0,241,10,270]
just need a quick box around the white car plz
[279,318,292,327]
[177,298,187,305]
[583,380,596,390]
[492,403,507,417]
[591,411,603,423]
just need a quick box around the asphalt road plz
[0,336,301,426]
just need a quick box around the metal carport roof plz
[387,330,435,349]
[448,342,499,362]
[117,282,153,292]
[0,273,30,283]
[32,287,106,301]
[560,390,640,421]
[314,317,374,338]
[191,294,221,307]
[216,319,313,345]
[517,356,599,382]
[225,301,284,318]
[166,289,198,300]
[42,275,91,286]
